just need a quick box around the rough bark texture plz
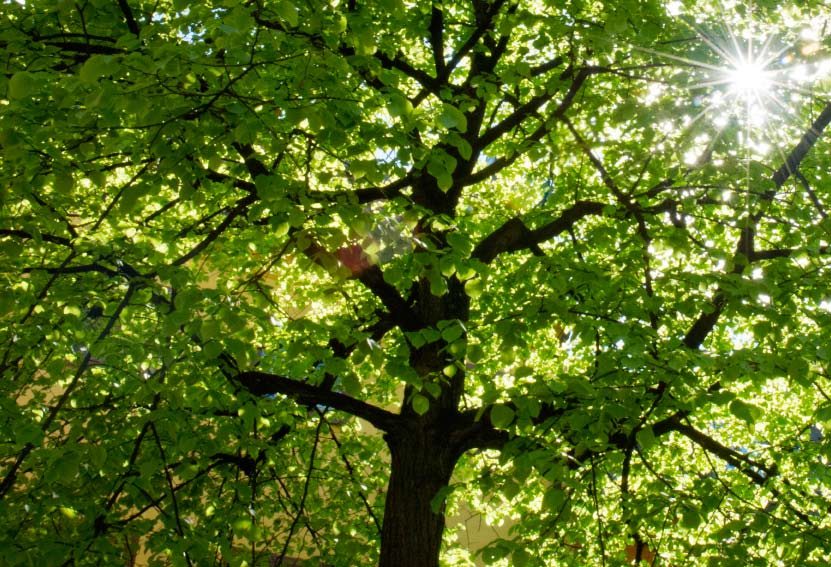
[378,428,458,567]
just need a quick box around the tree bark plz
[378,427,458,567]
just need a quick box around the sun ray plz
[684,78,742,90]
[765,80,829,101]
[685,19,739,67]
[754,35,784,69]
[631,45,727,73]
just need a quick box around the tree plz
[2,0,831,565]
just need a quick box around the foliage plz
[2,0,831,566]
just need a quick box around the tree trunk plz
[378,428,458,567]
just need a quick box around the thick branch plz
[355,265,421,330]
[230,143,418,328]
[235,371,401,432]
[203,169,257,194]
[429,5,445,76]
[33,263,119,278]
[453,395,576,455]
[750,245,830,261]
[668,419,774,486]
[42,41,123,55]
[351,176,413,204]
[771,102,831,190]
[472,200,605,263]
[0,229,72,246]
[472,218,542,263]
[531,200,607,244]
[116,0,141,36]
[530,56,565,77]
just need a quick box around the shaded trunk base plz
[378,431,457,567]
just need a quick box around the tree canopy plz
[2,0,831,565]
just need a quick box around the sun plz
[727,60,772,98]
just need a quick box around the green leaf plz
[406,331,426,348]
[430,484,454,513]
[427,149,457,192]
[446,231,472,255]
[118,183,152,213]
[514,365,533,378]
[464,277,483,298]
[681,505,702,529]
[605,14,628,35]
[435,173,453,192]
[340,373,361,396]
[62,305,82,318]
[80,55,114,83]
[481,541,511,564]
[467,343,485,363]
[49,451,81,482]
[13,422,43,446]
[427,268,448,295]
[816,403,831,422]
[447,133,472,160]
[438,104,467,133]
[423,382,441,398]
[352,30,376,55]
[543,486,566,510]
[787,357,810,387]
[489,404,515,429]
[233,518,253,533]
[276,0,299,27]
[387,93,413,118]
[729,399,761,424]
[440,321,465,343]
[512,548,532,567]
[200,319,221,340]
[88,445,107,469]
[636,426,656,450]
[8,72,37,99]
[412,393,430,415]
[566,377,595,397]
